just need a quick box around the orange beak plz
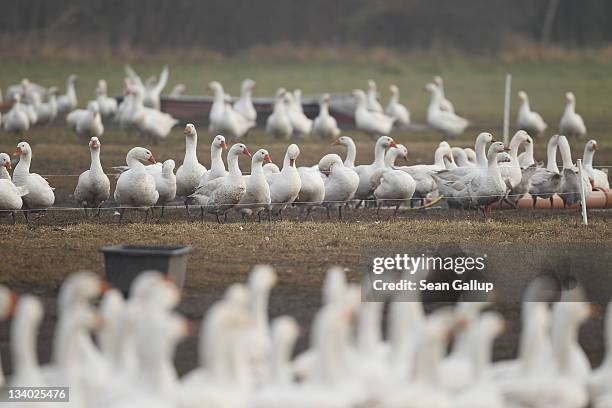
[289,158,295,167]
[243,148,251,157]
[99,280,112,293]
[7,292,18,317]
[503,146,510,152]
[183,127,190,135]
[148,155,157,164]
[14,147,22,157]
[389,141,397,148]
[264,153,271,162]
[332,139,341,146]
[4,161,11,170]
[593,143,598,150]
[220,141,228,149]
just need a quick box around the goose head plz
[352,89,367,104]
[433,75,444,87]
[58,271,110,312]
[208,81,223,96]
[67,74,77,84]
[162,159,176,175]
[272,315,300,345]
[150,278,182,312]
[293,89,302,100]
[183,123,197,138]
[249,264,277,294]
[320,93,331,104]
[0,153,12,170]
[476,132,494,146]
[332,135,353,148]
[97,79,108,93]
[275,88,287,99]
[487,142,509,163]
[514,130,531,144]
[127,147,156,165]
[517,91,528,103]
[212,134,228,150]
[376,135,397,150]
[394,144,409,161]
[15,141,32,158]
[229,143,251,158]
[565,91,576,103]
[242,78,256,92]
[0,285,18,320]
[89,137,100,150]
[323,267,347,304]
[224,283,252,312]
[367,79,377,92]
[129,271,164,300]
[85,101,99,120]
[424,83,438,93]
[285,144,300,167]
[252,149,272,165]
[585,139,598,152]
[318,153,343,174]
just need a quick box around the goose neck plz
[210,145,224,169]
[0,167,10,180]
[344,141,356,168]
[373,143,387,166]
[546,138,559,173]
[582,145,594,168]
[184,135,198,163]
[565,100,575,115]
[90,149,103,174]
[557,137,574,169]
[227,153,242,177]
[15,153,31,175]
[475,138,489,167]
[319,100,330,116]
[433,146,446,167]
[385,149,399,167]
[11,308,41,381]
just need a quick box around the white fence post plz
[577,159,588,226]
[503,73,512,146]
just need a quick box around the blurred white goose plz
[557,135,591,207]
[12,142,55,219]
[188,143,251,223]
[35,87,58,124]
[517,91,547,138]
[265,144,301,219]
[353,136,397,203]
[198,134,228,186]
[589,300,612,401]
[318,154,359,219]
[3,94,30,134]
[9,295,45,387]
[237,149,272,221]
[57,74,78,113]
[313,93,340,139]
[582,139,609,190]
[95,80,118,118]
[74,137,110,215]
[559,92,586,139]
[67,101,104,140]
[150,159,176,216]
[286,92,313,138]
[267,89,293,140]
[175,124,207,197]
[385,84,410,127]
[0,153,27,223]
[529,135,562,207]
[353,89,395,139]
[208,81,254,139]
[130,87,177,142]
[114,147,158,222]
[425,83,468,138]
[366,79,384,112]
[233,78,257,122]
[332,136,357,168]
[433,75,455,113]
[144,65,169,110]
[0,285,17,386]
[518,134,536,168]
[169,84,186,97]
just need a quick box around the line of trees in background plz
[1,0,611,55]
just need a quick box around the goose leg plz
[118,208,126,224]
[257,211,262,223]
[83,206,89,219]
[532,195,537,209]
[268,209,272,222]
[394,204,400,217]
[23,211,30,224]
[185,203,191,217]
[160,206,165,219]
[12,211,17,225]
[278,209,283,221]
[549,197,555,211]
[224,212,228,223]
[241,212,246,221]
[338,205,343,220]
[144,208,150,223]
[96,206,102,217]
[326,206,331,220]
[376,203,381,216]
[215,214,221,224]
[200,207,205,222]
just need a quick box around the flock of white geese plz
[0,127,609,223]
[0,267,611,407]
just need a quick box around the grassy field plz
[0,58,611,374]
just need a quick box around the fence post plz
[503,73,512,146]
[577,159,588,226]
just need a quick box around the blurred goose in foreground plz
[559,92,586,139]
[517,91,547,138]
[582,139,609,190]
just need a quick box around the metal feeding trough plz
[100,245,192,295]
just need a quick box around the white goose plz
[130,87,177,142]
[370,145,416,216]
[312,93,340,139]
[589,300,612,401]
[499,130,531,189]
[425,83,469,138]
[188,143,251,223]
[57,74,78,113]
[9,295,45,387]
[385,84,410,127]
[35,87,58,124]
[0,153,28,224]
[175,124,207,197]
[265,144,301,219]
[198,134,228,186]
[286,92,313,138]
[12,142,55,219]
[332,136,357,168]
[353,135,397,204]
[113,147,158,222]
[366,79,384,112]
[266,89,293,140]
[2,94,30,134]
[559,92,586,139]
[0,286,17,386]
[233,78,257,122]
[96,80,118,118]
[518,134,536,168]
[529,134,562,207]
[150,159,177,217]
[353,89,395,139]
[208,81,254,139]
[237,149,272,221]
[144,65,169,110]
[169,84,186,97]
[558,135,591,207]
[433,75,455,113]
[451,147,475,167]
[296,165,325,218]
[517,90,548,138]
[67,101,104,139]
[74,137,110,215]
[318,154,359,219]
[582,139,609,190]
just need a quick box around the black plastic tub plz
[100,245,192,295]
